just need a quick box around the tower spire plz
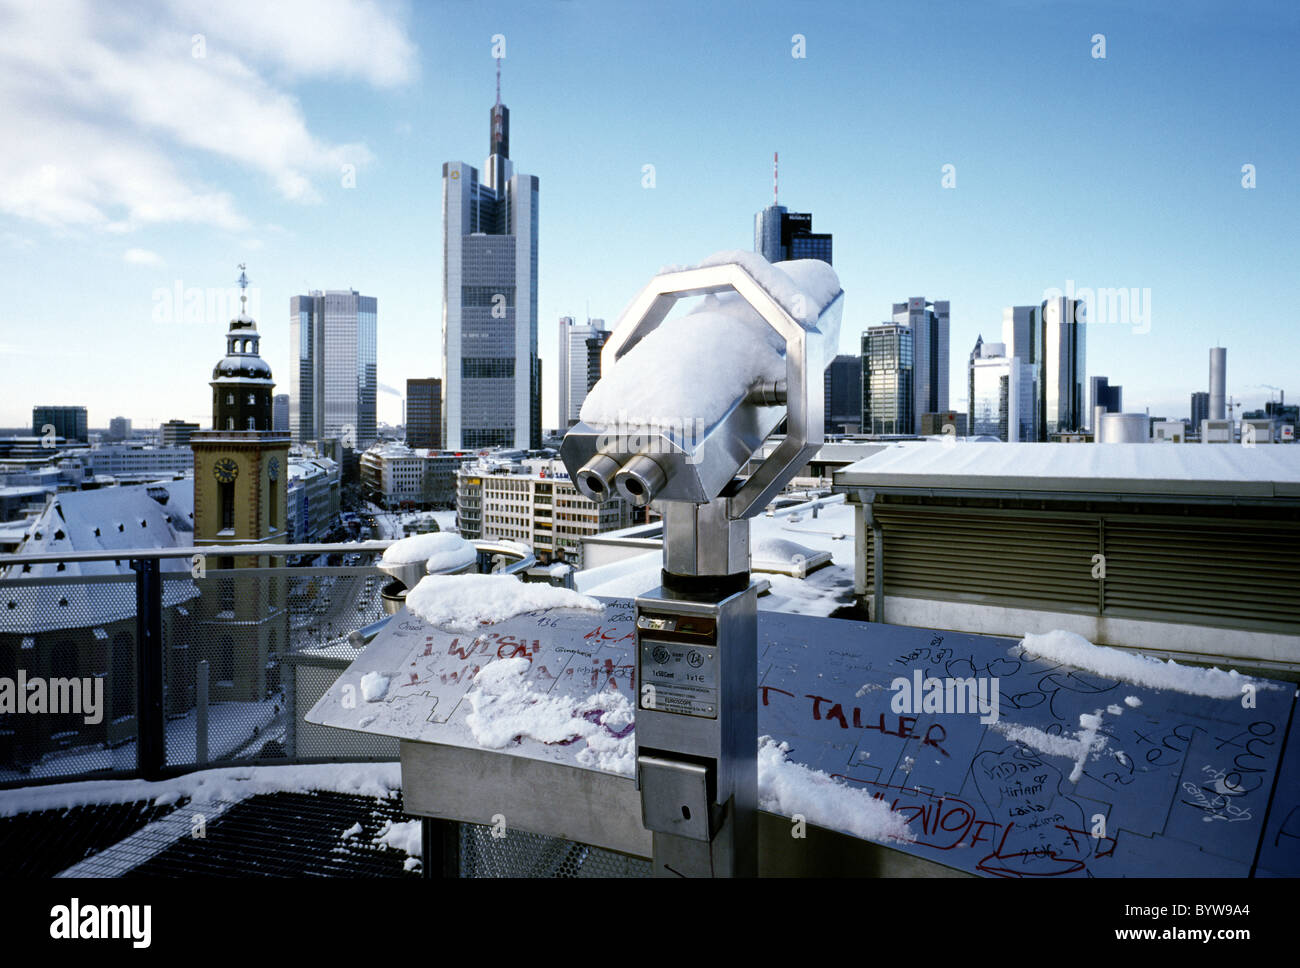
[488,57,509,163]
[773,151,779,206]
[237,263,249,317]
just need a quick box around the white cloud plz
[0,0,415,232]
[171,0,418,88]
[124,247,164,266]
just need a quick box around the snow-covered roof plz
[0,481,199,632]
[288,456,337,482]
[834,442,1300,499]
[576,495,857,617]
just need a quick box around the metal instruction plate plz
[639,638,718,719]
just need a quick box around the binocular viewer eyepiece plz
[575,453,668,508]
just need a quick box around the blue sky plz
[2,0,1296,431]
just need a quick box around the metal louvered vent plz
[863,502,1300,635]
[1104,519,1300,632]
[871,505,1099,613]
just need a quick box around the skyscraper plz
[289,290,378,448]
[558,316,608,428]
[272,394,289,433]
[1089,376,1122,425]
[1209,347,1227,420]
[755,208,833,264]
[754,154,832,265]
[967,334,984,419]
[892,298,949,434]
[442,64,540,450]
[1001,305,1040,439]
[1041,296,1087,435]
[969,342,1035,441]
[862,325,914,435]
[823,354,861,434]
[406,377,442,450]
[1002,300,1085,439]
[585,330,609,404]
[1190,391,1210,430]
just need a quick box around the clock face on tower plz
[213,458,239,483]
[268,457,280,481]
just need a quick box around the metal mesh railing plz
[458,823,651,878]
[0,574,141,784]
[0,566,397,784]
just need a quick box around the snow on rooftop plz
[405,573,601,632]
[0,481,198,632]
[752,535,819,562]
[581,251,841,428]
[1016,629,1268,699]
[576,496,857,616]
[836,441,1300,495]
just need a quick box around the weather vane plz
[237,263,249,316]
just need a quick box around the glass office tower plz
[754,206,832,265]
[891,298,949,434]
[1041,296,1087,436]
[558,316,608,428]
[442,76,540,450]
[862,324,914,435]
[289,290,377,448]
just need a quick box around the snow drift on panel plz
[405,573,601,632]
[1017,629,1262,699]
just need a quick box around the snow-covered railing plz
[0,541,395,567]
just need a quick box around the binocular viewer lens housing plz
[575,452,669,507]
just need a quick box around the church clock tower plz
[191,266,290,703]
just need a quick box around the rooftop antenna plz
[773,151,779,206]
[237,263,249,317]
[495,55,501,108]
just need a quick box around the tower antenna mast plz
[773,151,778,206]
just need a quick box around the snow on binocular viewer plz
[561,250,843,511]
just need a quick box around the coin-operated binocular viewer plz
[560,253,843,876]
